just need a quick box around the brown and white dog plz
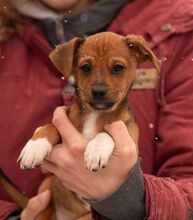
[18,32,160,219]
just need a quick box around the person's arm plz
[88,32,193,219]
[87,158,145,220]
[142,31,193,219]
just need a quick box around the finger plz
[77,213,92,220]
[21,190,51,220]
[52,106,85,147]
[41,167,50,174]
[41,159,58,175]
[104,120,136,152]
[44,144,69,166]
[44,144,78,170]
[42,160,83,194]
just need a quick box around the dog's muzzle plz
[89,85,114,110]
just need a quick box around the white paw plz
[84,132,115,171]
[18,138,52,169]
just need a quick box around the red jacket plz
[1,0,193,219]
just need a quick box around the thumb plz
[21,190,51,220]
[104,120,136,153]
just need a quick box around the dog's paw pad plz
[18,138,52,170]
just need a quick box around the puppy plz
[18,32,160,219]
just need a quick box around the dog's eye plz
[80,64,91,74]
[112,64,124,74]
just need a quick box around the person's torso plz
[1,0,192,202]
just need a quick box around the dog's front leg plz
[18,124,60,169]
[84,132,115,172]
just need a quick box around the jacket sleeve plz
[0,200,19,220]
[145,31,193,220]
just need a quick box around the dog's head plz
[50,32,160,111]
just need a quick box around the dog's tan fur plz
[18,32,160,219]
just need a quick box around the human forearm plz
[144,174,193,220]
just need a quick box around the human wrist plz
[83,165,136,201]
[85,158,145,220]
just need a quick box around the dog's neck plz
[68,95,132,137]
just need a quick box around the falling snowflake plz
[160,57,167,62]
[149,123,154,129]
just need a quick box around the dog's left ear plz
[126,35,161,72]
[49,37,84,78]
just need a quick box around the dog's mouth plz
[89,101,115,110]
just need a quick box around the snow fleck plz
[61,76,65,80]
[3,6,6,9]
[64,20,68,23]
[191,58,193,61]
[149,123,154,129]
[129,43,133,48]
[1,56,5,59]
[160,57,167,62]
[154,136,160,142]
[68,10,72,13]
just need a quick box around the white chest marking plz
[82,112,99,140]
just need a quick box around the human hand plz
[42,106,138,201]
[21,190,51,220]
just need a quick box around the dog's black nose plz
[92,85,107,99]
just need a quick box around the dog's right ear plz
[49,37,84,78]
[126,35,161,73]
